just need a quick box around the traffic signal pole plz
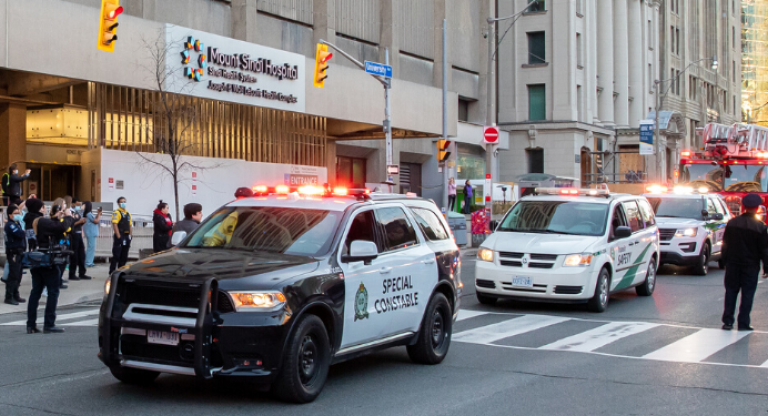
[441,19,449,211]
[318,40,394,189]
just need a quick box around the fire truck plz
[678,122,768,221]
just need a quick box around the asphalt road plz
[1,255,768,415]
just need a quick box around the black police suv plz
[98,192,461,403]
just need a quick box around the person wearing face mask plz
[109,196,132,275]
[83,201,101,267]
[68,198,90,281]
[23,197,44,252]
[1,163,31,206]
[4,204,27,305]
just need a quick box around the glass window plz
[344,210,380,255]
[336,156,366,189]
[498,201,609,236]
[456,153,485,180]
[528,0,545,12]
[411,207,449,241]
[637,199,656,227]
[528,84,546,121]
[706,198,717,215]
[376,207,418,251]
[185,207,341,257]
[622,201,644,232]
[681,163,768,192]
[710,197,725,215]
[611,205,628,230]
[647,197,705,219]
[526,148,544,173]
[527,32,546,64]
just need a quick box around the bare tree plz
[136,29,215,220]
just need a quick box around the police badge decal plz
[354,283,369,321]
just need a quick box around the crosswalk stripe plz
[61,318,99,326]
[453,314,571,345]
[539,321,659,352]
[642,329,750,362]
[0,308,100,326]
[456,309,488,322]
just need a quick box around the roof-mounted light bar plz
[535,187,610,197]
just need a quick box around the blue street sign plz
[639,120,654,155]
[364,61,393,78]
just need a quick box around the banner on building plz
[639,120,654,155]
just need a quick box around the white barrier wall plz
[99,149,327,219]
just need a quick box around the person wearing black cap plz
[720,193,768,331]
[23,198,45,251]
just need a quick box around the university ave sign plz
[166,24,306,112]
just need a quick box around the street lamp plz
[653,56,718,181]
[483,0,538,212]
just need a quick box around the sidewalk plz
[0,263,109,315]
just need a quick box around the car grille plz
[498,252,524,259]
[498,252,558,268]
[528,262,554,269]
[530,254,558,261]
[554,285,583,295]
[476,279,496,289]
[500,260,523,267]
[659,229,675,241]
[117,279,203,310]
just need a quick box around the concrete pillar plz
[613,0,629,127]
[628,0,644,127]
[596,0,614,125]
[552,2,575,120]
[379,0,400,76]
[0,103,27,172]
[313,0,336,48]
[325,140,337,186]
[231,0,259,43]
[587,0,598,124]
[432,0,451,90]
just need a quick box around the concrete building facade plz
[0,0,501,215]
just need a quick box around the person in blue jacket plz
[4,204,27,305]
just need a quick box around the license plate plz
[147,330,179,346]
[511,276,533,288]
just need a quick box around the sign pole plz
[385,48,394,192]
[441,19,449,210]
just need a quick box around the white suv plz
[475,189,660,312]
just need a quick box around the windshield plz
[183,207,341,257]
[498,201,609,236]
[681,163,768,192]
[647,197,703,219]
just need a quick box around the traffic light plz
[98,0,123,53]
[313,43,333,88]
[436,139,451,163]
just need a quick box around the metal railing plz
[583,171,648,185]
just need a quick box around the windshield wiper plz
[499,229,575,235]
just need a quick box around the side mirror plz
[171,231,187,246]
[709,213,724,221]
[614,226,632,239]
[341,240,379,264]
[701,210,709,218]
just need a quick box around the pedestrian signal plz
[436,140,451,163]
[98,0,123,53]
[313,44,333,88]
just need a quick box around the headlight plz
[563,253,593,267]
[227,291,287,312]
[104,278,111,295]
[675,228,697,237]
[477,248,494,262]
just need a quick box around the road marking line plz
[0,308,100,326]
[540,321,659,352]
[642,328,749,362]
[456,309,488,321]
[453,314,570,345]
[61,318,99,326]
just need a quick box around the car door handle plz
[423,258,436,265]
[379,267,393,274]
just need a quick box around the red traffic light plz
[107,5,123,19]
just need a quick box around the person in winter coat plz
[4,204,27,305]
[2,163,31,206]
[463,180,473,214]
[152,200,173,253]
[23,197,45,252]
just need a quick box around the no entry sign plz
[483,126,499,144]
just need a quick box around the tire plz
[693,242,710,276]
[272,315,331,404]
[636,258,657,296]
[109,366,160,385]
[407,292,453,365]
[718,258,725,269]
[476,292,497,305]
[587,268,610,313]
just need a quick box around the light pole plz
[653,56,718,181]
[483,0,537,212]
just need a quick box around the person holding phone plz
[83,201,101,267]
[2,164,31,206]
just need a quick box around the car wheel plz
[272,315,331,404]
[109,366,160,385]
[407,292,453,365]
[587,268,610,313]
[476,292,497,305]
[693,242,710,276]
[636,258,657,296]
